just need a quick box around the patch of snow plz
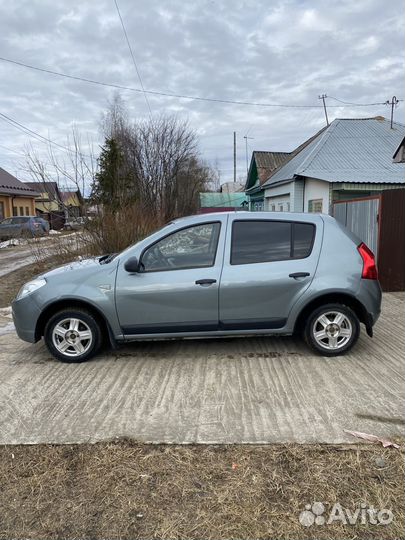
[49,230,61,235]
[0,238,26,249]
[0,322,15,336]
[0,306,12,318]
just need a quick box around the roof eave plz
[262,176,295,189]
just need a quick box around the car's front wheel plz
[304,303,360,356]
[44,308,102,363]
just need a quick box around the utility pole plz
[233,131,236,183]
[243,135,254,175]
[318,94,329,126]
[386,96,399,129]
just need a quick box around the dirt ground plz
[0,440,403,540]
[0,256,70,307]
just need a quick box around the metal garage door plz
[333,197,380,257]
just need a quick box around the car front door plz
[115,216,227,336]
[219,216,323,330]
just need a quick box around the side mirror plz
[124,256,140,273]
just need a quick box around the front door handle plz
[289,272,310,279]
[195,279,217,286]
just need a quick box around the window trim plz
[139,221,222,273]
[308,198,323,213]
[230,219,316,266]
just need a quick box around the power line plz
[0,111,92,158]
[0,143,26,157]
[0,56,397,110]
[328,95,403,106]
[113,0,152,116]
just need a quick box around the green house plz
[244,151,290,211]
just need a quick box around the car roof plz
[173,211,324,225]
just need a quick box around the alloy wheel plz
[312,311,353,350]
[52,317,93,357]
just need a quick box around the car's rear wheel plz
[44,308,102,363]
[304,303,360,356]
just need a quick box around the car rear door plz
[219,215,323,330]
[115,215,228,336]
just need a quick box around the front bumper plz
[12,294,42,343]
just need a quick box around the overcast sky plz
[0,0,404,185]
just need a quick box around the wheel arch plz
[35,298,117,347]
[294,292,370,335]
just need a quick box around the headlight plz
[16,278,47,300]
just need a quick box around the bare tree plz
[97,101,216,223]
[24,127,96,219]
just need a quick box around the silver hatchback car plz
[12,212,381,362]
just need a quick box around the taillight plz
[357,242,378,280]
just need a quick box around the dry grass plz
[0,257,60,308]
[87,204,161,255]
[0,441,403,539]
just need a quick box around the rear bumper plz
[12,295,42,343]
[357,279,382,336]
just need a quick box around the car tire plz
[44,308,102,363]
[304,303,360,357]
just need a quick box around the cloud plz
[0,0,403,184]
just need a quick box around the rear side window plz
[293,223,315,258]
[231,220,315,265]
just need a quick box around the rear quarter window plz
[231,220,315,265]
[292,222,316,258]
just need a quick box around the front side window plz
[231,220,315,265]
[141,222,221,272]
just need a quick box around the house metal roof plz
[254,151,290,171]
[262,117,405,187]
[245,151,291,191]
[0,167,39,197]
[23,181,61,200]
[60,189,83,204]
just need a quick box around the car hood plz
[39,257,108,280]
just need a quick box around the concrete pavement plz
[0,293,404,445]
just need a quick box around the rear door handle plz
[195,279,217,286]
[289,272,310,279]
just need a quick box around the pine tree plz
[93,137,133,209]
